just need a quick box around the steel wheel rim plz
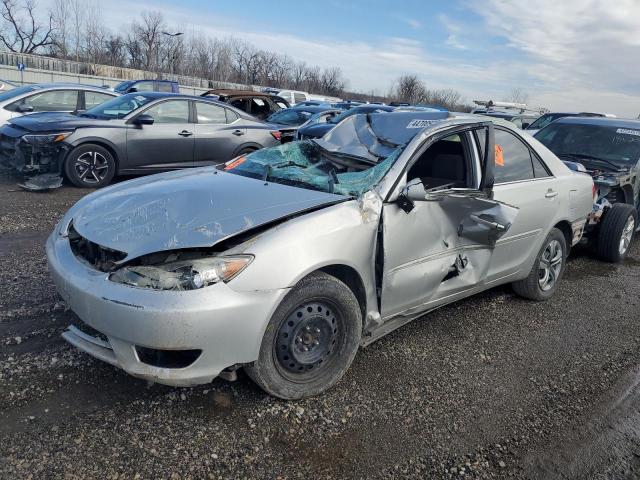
[619,215,635,255]
[74,151,109,184]
[275,300,339,376]
[538,239,563,291]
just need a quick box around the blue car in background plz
[267,104,343,142]
[297,104,396,140]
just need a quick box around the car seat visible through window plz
[407,136,468,189]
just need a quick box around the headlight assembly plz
[108,255,253,291]
[22,132,72,144]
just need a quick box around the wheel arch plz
[232,142,262,157]
[553,220,572,250]
[317,264,367,323]
[621,184,635,205]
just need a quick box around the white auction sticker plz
[407,119,440,128]
[616,128,640,136]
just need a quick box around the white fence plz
[0,50,264,95]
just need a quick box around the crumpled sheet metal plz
[70,167,346,261]
[18,173,64,191]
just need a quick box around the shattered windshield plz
[221,112,448,195]
[220,140,402,197]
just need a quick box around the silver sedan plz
[47,112,594,399]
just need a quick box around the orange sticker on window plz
[495,144,504,167]
[224,155,246,170]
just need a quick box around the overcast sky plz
[42,0,640,117]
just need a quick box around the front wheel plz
[512,227,567,301]
[64,144,116,188]
[245,272,362,400]
[596,203,637,263]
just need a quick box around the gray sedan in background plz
[0,92,281,188]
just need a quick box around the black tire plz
[64,144,116,188]
[245,272,362,400]
[512,227,567,301]
[596,203,637,263]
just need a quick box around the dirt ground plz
[1,171,639,479]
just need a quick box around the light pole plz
[162,32,184,75]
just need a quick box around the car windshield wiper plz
[558,153,623,171]
[272,160,308,170]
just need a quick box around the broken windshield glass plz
[220,140,402,197]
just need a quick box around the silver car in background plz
[0,82,118,125]
[47,112,594,399]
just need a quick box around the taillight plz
[270,131,282,141]
[592,182,597,200]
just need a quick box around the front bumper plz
[46,231,290,387]
[0,132,68,174]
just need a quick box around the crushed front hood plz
[70,168,346,260]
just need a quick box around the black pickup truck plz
[535,116,640,262]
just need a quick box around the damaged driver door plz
[379,126,519,319]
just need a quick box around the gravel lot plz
[1,171,639,479]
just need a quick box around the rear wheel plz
[597,203,637,263]
[245,272,361,399]
[64,144,115,188]
[513,228,567,301]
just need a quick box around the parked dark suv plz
[201,89,290,120]
[535,117,640,262]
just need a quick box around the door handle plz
[545,190,558,198]
[178,130,193,137]
[232,129,245,136]
[470,214,506,231]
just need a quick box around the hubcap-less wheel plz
[538,239,563,291]
[276,301,339,375]
[619,215,635,255]
[74,151,109,185]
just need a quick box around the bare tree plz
[132,11,165,71]
[320,66,346,96]
[393,74,426,104]
[50,0,69,57]
[0,0,54,53]
[507,87,529,105]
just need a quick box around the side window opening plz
[406,133,472,190]
[250,97,270,119]
[225,108,239,124]
[493,129,535,183]
[531,152,551,178]
[143,100,189,124]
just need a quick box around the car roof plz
[551,116,640,128]
[291,105,338,113]
[203,89,270,97]
[350,104,395,112]
[25,83,115,91]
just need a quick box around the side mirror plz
[403,181,428,202]
[133,114,154,125]
[396,180,427,213]
[522,122,531,129]
[128,87,139,93]
[17,104,34,113]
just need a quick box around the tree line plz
[0,0,477,109]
